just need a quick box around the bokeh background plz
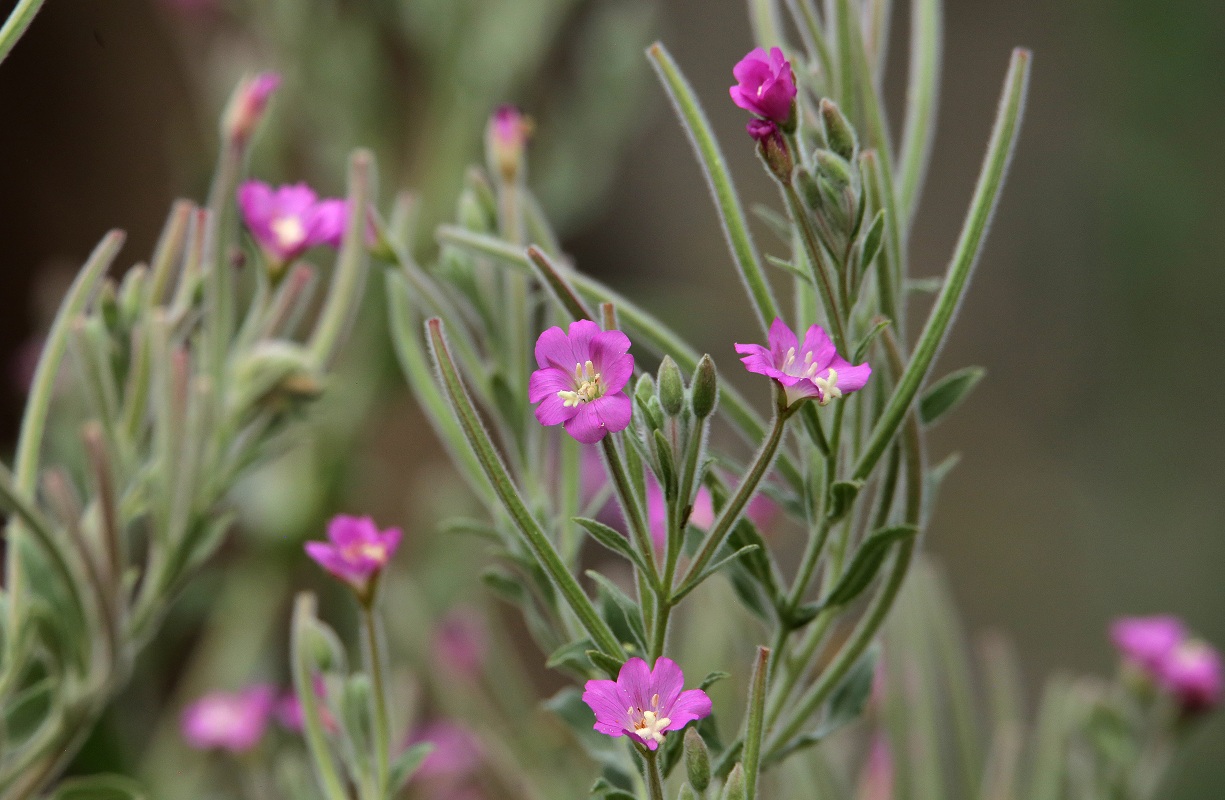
[0,0,1221,795]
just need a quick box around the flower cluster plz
[1112,615,1222,714]
[582,657,711,751]
[736,319,871,408]
[529,320,634,444]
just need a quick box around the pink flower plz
[1111,615,1186,673]
[1160,640,1222,715]
[729,47,797,126]
[305,515,402,595]
[224,73,281,144]
[408,721,484,781]
[238,180,347,265]
[735,318,871,407]
[487,105,532,181]
[528,320,634,444]
[433,608,488,678]
[746,118,781,144]
[181,685,275,754]
[581,657,711,750]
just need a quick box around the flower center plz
[271,215,307,250]
[627,693,671,745]
[814,368,842,406]
[344,541,387,563]
[556,360,604,407]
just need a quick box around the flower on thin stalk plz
[224,72,281,145]
[730,47,797,128]
[582,657,711,750]
[529,320,634,444]
[1111,614,1222,716]
[181,685,275,753]
[735,318,871,408]
[305,514,402,600]
[487,104,533,183]
[238,180,347,270]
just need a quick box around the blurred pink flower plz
[238,180,347,266]
[487,104,532,181]
[1111,615,1185,673]
[856,736,894,800]
[1160,639,1222,715]
[529,321,634,444]
[729,47,797,126]
[433,608,488,678]
[305,514,402,596]
[408,721,485,781]
[181,685,275,754]
[224,73,281,144]
[736,319,871,407]
[581,657,711,751]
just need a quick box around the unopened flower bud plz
[815,149,854,189]
[458,188,495,233]
[690,354,719,419]
[684,727,711,792]
[635,373,656,405]
[748,120,792,182]
[678,785,699,800]
[819,98,858,161]
[486,105,533,184]
[234,341,323,410]
[98,279,121,333]
[223,72,281,146]
[657,356,685,417]
[721,763,746,800]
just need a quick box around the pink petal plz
[616,658,654,710]
[528,366,574,404]
[799,325,837,370]
[664,689,712,730]
[583,678,633,730]
[829,361,871,393]
[534,326,577,371]
[597,352,634,394]
[563,393,632,443]
[766,318,798,366]
[649,657,686,711]
[534,392,579,427]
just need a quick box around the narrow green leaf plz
[646,41,780,331]
[821,525,917,608]
[898,0,944,226]
[852,319,891,364]
[389,742,434,792]
[764,254,813,282]
[742,647,770,800]
[527,244,596,322]
[766,645,878,764]
[586,649,625,678]
[826,479,864,522]
[546,637,597,672]
[859,209,886,273]
[854,48,1031,485]
[587,571,648,654]
[919,366,985,425]
[575,517,647,573]
[672,545,761,603]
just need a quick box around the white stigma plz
[814,367,842,406]
[271,215,307,249]
[557,360,604,408]
[632,709,672,746]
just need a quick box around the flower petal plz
[616,657,654,710]
[528,366,574,404]
[799,325,837,371]
[534,326,576,371]
[827,360,872,394]
[597,352,635,394]
[766,318,798,366]
[534,392,579,427]
[664,689,713,731]
[563,393,632,444]
[649,657,686,712]
[583,678,633,732]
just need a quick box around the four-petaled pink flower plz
[529,320,634,444]
[238,180,347,266]
[735,318,870,407]
[181,685,275,754]
[730,47,797,126]
[305,514,402,596]
[225,72,281,144]
[582,657,711,750]
[1160,639,1222,715]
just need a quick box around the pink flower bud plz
[1160,639,1222,716]
[224,72,281,145]
[730,47,797,128]
[486,105,533,182]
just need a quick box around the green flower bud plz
[658,355,685,417]
[636,373,657,405]
[690,354,719,419]
[721,764,746,800]
[820,98,858,161]
[678,785,699,800]
[684,727,711,792]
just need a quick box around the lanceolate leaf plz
[920,366,985,426]
[821,525,918,608]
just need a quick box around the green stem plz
[678,395,791,595]
[0,0,47,66]
[897,0,944,227]
[360,600,391,796]
[782,182,848,355]
[645,750,666,800]
[853,49,1030,485]
[601,436,659,580]
[426,318,625,659]
[290,595,351,800]
[743,646,771,799]
[647,41,780,333]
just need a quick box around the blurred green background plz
[0,0,1221,795]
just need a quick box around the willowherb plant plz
[0,0,1220,798]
